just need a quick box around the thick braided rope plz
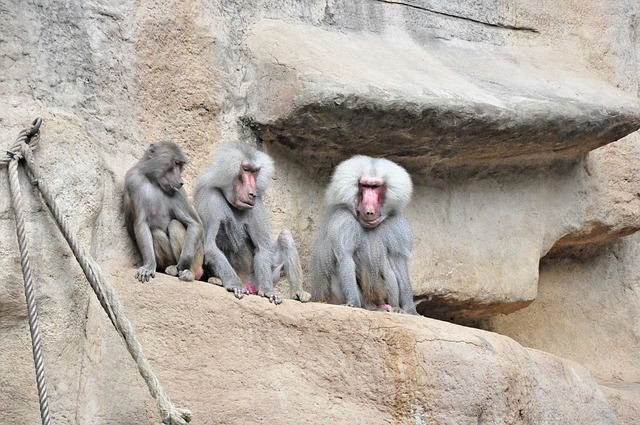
[20,145,192,424]
[5,119,191,424]
[6,127,51,425]
[1,119,40,167]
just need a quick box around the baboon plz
[124,141,204,283]
[310,155,418,314]
[194,141,310,304]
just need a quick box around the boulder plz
[246,21,640,180]
[1,0,640,422]
[31,271,639,424]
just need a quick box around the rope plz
[6,119,51,425]
[4,119,191,425]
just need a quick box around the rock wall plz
[1,0,639,423]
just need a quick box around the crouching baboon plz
[124,141,204,283]
[194,141,310,304]
[310,155,418,314]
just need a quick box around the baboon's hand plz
[223,277,248,300]
[165,265,179,276]
[136,265,155,283]
[258,289,283,305]
[293,290,311,303]
[178,269,195,281]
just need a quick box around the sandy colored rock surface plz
[50,271,640,424]
[489,232,640,384]
[1,0,640,423]
[247,21,640,177]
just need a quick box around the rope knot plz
[162,407,192,425]
[2,117,41,168]
[6,150,21,161]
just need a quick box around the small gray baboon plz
[124,141,204,283]
[194,141,310,304]
[311,155,418,314]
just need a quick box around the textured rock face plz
[241,3,640,318]
[1,0,640,423]
[247,21,640,177]
[47,273,640,425]
[489,232,640,385]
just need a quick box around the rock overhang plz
[242,21,640,321]
[245,22,640,179]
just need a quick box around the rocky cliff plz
[1,1,639,424]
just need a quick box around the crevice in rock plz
[546,224,637,260]
[372,0,540,33]
[74,295,93,424]
[415,295,534,326]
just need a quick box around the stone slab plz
[246,22,640,179]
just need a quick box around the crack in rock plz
[373,0,540,33]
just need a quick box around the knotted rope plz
[5,118,50,425]
[4,118,191,425]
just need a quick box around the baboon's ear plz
[145,143,156,159]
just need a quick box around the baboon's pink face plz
[355,176,386,228]
[232,161,260,210]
